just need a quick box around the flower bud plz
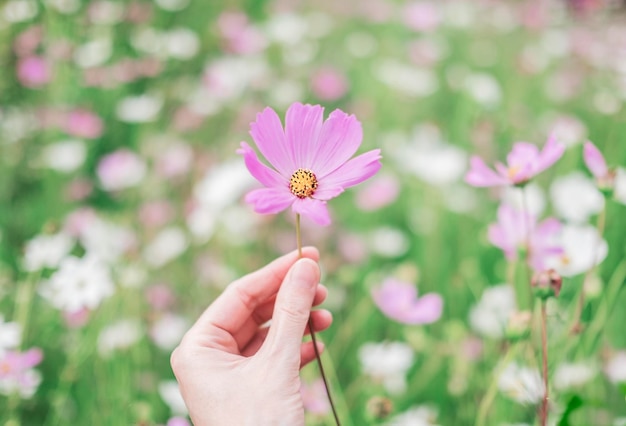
[365,396,393,421]
[597,169,616,198]
[505,310,533,341]
[531,269,562,300]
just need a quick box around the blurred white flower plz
[394,139,467,186]
[614,168,626,205]
[74,37,112,68]
[501,184,546,217]
[368,227,410,258]
[202,57,269,105]
[130,27,166,56]
[374,60,439,97]
[463,73,501,109]
[0,316,21,355]
[155,142,193,178]
[40,254,115,313]
[549,224,608,277]
[97,149,147,191]
[116,95,163,123]
[264,13,308,46]
[267,80,304,108]
[358,341,415,394]
[143,227,189,268]
[159,380,188,415]
[553,361,596,390]
[150,314,188,351]
[469,284,516,339]
[386,405,439,426]
[605,351,626,384]
[345,32,378,58]
[192,160,255,216]
[550,172,604,223]
[498,362,544,405]
[547,115,586,148]
[443,185,478,213]
[88,1,124,25]
[166,28,200,60]
[79,218,135,263]
[41,140,86,173]
[23,232,74,271]
[97,319,142,358]
[154,0,189,12]
[44,0,80,14]
[3,0,38,23]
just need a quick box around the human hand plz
[170,247,332,426]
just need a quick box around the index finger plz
[187,246,320,345]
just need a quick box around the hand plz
[170,247,332,426]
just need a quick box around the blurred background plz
[1,0,626,424]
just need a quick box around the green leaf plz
[557,395,584,426]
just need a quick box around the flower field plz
[1,0,626,425]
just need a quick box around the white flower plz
[358,341,415,394]
[193,160,255,213]
[463,73,501,109]
[88,1,124,25]
[3,0,38,23]
[550,172,604,223]
[79,218,135,263]
[73,37,112,68]
[40,254,115,313]
[154,0,189,12]
[374,60,438,97]
[23,232,74,271]
[386,405,439,426]
[159,380,188,415]
[498,362,544,405]
[41,140,86,173]
[150,314,189,351]
[614,168,626,205]
[44,0,80,14]
[0,316,20,355]
[549,224,608,277]
[116,95,163,123]
[202,57,269,104]
[97,319,142,358]
[143,227,188,268]
[553,361,597,390]
[501,183,546,217]
[165,28,200,60]
[264,13,308,46]
[469,284,516,339]
[368,227,410,258]
[605,351,626,384]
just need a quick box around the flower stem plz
[295,214,340,426]
[476,343,518,426]
[540,301,549,426]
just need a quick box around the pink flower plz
[310,67,349,101]
[583,141,608,179]
[238,103,382,226]
[355,174,400,211]
[371,279,443,325]
[64,109,104,139]
[17,56,50,88]
[403,2,440,32]
[97,149,147,191]
[0,348,43,398]
[488,204,563,272]
[465,135,565,187]
[301,379,330,415]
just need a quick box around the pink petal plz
[406,293,443,324]
[313,184,344,201]
[311,110,363,178]
[291,197,331,226]
[507,143,540,169]
[250,107,294,177]
[487,223,517,259]
[285,103,324,169]
[465,156,509,187]
[21,348,43,369]
[583,141,608,178]
[535,134,565,175]
[237,142,287,188]
[244,187,293,214]
[320,149,382,190]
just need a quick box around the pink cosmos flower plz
[310,67,349,101]
[238,103,382,226]
[17,56,50,88]
[97,149,147,191]
[301,379,330,415]
[371,279,443,325]
[64,109,104,139]
[583,141,610,181]
[465,135,565,187]
[488,204,563,272]
[0,348,43,398]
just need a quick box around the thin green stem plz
[295,214,340,426]
[475,344,518,426]
[540,301,549,426]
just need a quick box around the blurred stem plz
[540,301,549,426]
[519,187,533,310]
[571,206,606,333]
[475,343,518,426]
[295,214,341,426]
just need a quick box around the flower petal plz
[320,149,382,190]
[244,188,293,214]
[250,107,294,177]
[465,156,509,187]
[583,141,608,178]
[407,293,444,324]
[237,142,288,188]
[535,135,565,175]
[311,109,363,178]
[285,103,324,169]
[291,197,331,226]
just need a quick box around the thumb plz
[262,258,320,362]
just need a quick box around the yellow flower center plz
[508,166,521,179]
[289,168,318,198]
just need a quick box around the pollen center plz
[289,168,318,199]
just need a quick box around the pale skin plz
[170,247,333,425]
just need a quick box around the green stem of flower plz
[295,214,340,426]
[476,343,518,426]
[540,301,549,426]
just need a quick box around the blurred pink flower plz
[97,149,147,191]
[403,2,440,32]
[372,279,443,325]
[145,284,175,311]
[63,308,91,328]
[166,417,191,426]
[217,12,266,55]
[14,25,42,56]
[63,208,98,237]
[465,135,565,187]
[301,379,330,415]
[0,348,43,398]
[156,143,194,177]
[310,68,349,101]
[139,201,175,228]
[488,204,563,272]
[238,102,382,226]
[65,178,93,201]
[355,174,400,211]
[64,109,104,139]
[583,141,608,179]
[17,56,50,88]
